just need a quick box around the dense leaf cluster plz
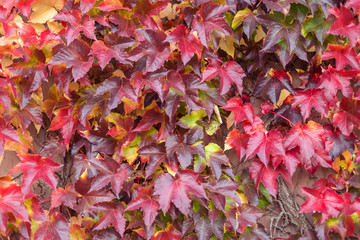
[0,0,360,239]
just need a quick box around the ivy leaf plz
[89,156,130,196]
[249,158,279,198]
[9,154,62,195]
[203,178,242,206]
[0,117,20,157]
[152,224,182,240]
[202,60,246,96]
[126,186,160,227]
[77,189,115,213]
[0,183,29,233]
[299,187,344,224]
[292,88,329,120]
[166,134,206,169]
[49,39,94,81]
[166,24,203,65]
[284,121,324,165]
[225,129,249,161]
[322,44,360,70]
[91,40,132,69]
[246,130,286,167]
[133,0,168,30]
[328,6,360,47]
[223,98,255,124]
[204,143,230,179]
[138,143,171,178]
[191,2,232,48]
[34,213,69,240]
[96,77,137,111]
[80,0,95,13]
[333,98,360,136]
[254,69,294,104]
[303,14,331,44]
[195,217,211,240]
[238,204,264,233]
[318,66,358,104]
[48,105,80,147]
[232,8,258,38]
[153,170,208,216]
[128,29,170,72]
[90,202,126,237]
[96,0,131,11]
[51,184,78,210]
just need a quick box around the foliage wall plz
[0,0,359,239]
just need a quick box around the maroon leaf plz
[34,213,69,240]
[51,184,78,210]
[9,154,62,195]
[202,60,246,96]
[153,170,208,216]
[126,186,160,227]
[90,202,126,237]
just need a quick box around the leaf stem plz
[269,111,295,127]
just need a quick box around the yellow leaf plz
[219,35,236,58]
[30,0,64,24]
[277,89,291,106]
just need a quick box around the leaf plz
[80,0,95,13]
[318,66,358,103]
[202,60,246,96]
[204,143,230,179]
[299,187,344,224]
[91,40,132,69]
[333,98,360,136]
[232,8,258,38]
[9,154,62,195]
[225,129,249,161]
[48,105,79,146]
[0,117,20,157]
[90,202,126,237]
[49,39,94,81]
[153,170,208,216]
[238,204,263,233]
[34,213,70,240]
[128,29,170,72]
[96,77,137,111]
[254,69,294,104]
[133,0,168,30]
[51,184,78,210]
[292,88,329,120]
[152,223,182,240]
[191,2,232,47]
[328,6,360,47]
[126,186,160,227]
[166,134,205,169]
[246,130,285,167]
[203,178,242,206]
[195,217,211,240]
[222,98,255,124]
[322,44,360,70]
[249,158,279,198]
[77,189,115,213]
[0,183,29,233]
[29,0,64,23]
[166,24,203,65]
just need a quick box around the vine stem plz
[269,111,295,127]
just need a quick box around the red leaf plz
[153,170,207,216]
[223,98,255,124]
[77,189,115,213]
[328,6,360,47]
[0,183,29,233]
[322,44,360,70]
[318,66,358,104]
[166,25,203,65]
[299,187,344,224]
[9,154,62,195]
[202,61,246,95]
[128,29,170,72]
[249,159,279,198]
[90,202,126,237]
[133,0,168,30]
[96,77,137,111]
[51,184,78,210]
[284,121,324,165]
[292,88,329,120]
[0,117,20,156]
[34,213,69,240]
[91,40,132,69]
[246,130,285,167]
[191,2,232,47]
[126,186,160,227]
[238,204,263,233]
[48,105,80,146]
[80,0,95,13]
[333,98,360,136]
[225,129,249,161]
